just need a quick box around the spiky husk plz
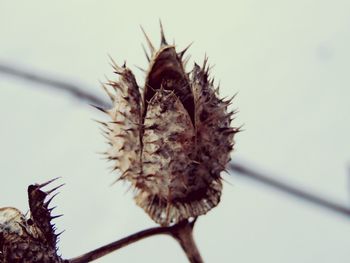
[102,25,238,226]
[0,179,64,263]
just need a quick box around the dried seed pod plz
[101,24,238,226]
[0,179,64,263]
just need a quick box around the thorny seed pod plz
[100,23,239,226]
[0,179,64,263]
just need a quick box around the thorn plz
[207,64,215,75]
[159,19,168,46]
[110,171,128,186]
[221,93,237,105]
[108,54,123,74]
[48,206,57,212]
[108,156,119,161]
[46,184,65,195]
[100,80,115,102]
[178,42,193,58]
[135,65,147,73]
[38,177,61,189]
[51,214,63,220]
[210,78,215,86]
[140,25,155,54]
[107,81,124,92]
[109,120,125,125]
[202,53,208,71]
[45,193,59,207]
[236,124,245,133]
[183,55,191,68]
[96,151,108,156]
[141,44,151,62]
[91,104,107,113]
[121,95,130,102]
[92,118,108,126]
[56,230,65,237]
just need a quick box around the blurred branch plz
[0,63,109,108]
[1,62,349,219]
[229,162,350,218]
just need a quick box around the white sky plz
[1,1,350,262]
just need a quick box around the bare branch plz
[68,220,202,263]
[0,63,109,108]
[228,162,350,218]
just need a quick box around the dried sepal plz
[102,24,238,225]
[137,89,195,223]
[0,179,64,263]
[102,64,142,183]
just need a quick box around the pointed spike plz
[56,230,65,237]
[108,54,123,74]
[141,44,151,62]
[178,42,193,58]
[134,65,147,73]
[46,184,65,195]
[91,104,107,114]
[38,177,61,189]
[100,80,115,102]
[108,155,119,161]
[140,25,155,54]
[48,206,57,212]
[193,62,200,71]
[223,94,237,105]
[92,118,108,127]
[109,120,125,125]
[210,78,215,86]
[107,81,124,92]
[202,53,208,71]
[45,193,59,207]
[159,19,168,46]
[51,214,63,220]
[183,55,191,68]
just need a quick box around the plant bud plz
[101,24,238,226]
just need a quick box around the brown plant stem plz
[68,219,202,263]
[172,220,204,263]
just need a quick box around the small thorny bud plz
[0,178,64,263]
[100,22,239,226]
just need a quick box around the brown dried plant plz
[0,179,65,263]
[0,23,238,263]
[99,22,238,226]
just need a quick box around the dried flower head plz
[0,179,64,263]
[100,23,238,226]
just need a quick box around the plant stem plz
[68,226,171,263]
[67,219,203,263]
[172,220,204,263]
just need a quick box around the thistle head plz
[101,23,238,226]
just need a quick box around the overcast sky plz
[1,1,350,262]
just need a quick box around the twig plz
[68,220,202,263]
[229,162,350,218]
[0,63,109,108]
